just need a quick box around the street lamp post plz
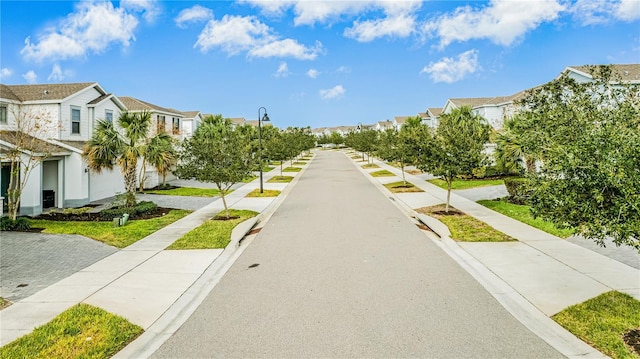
[258,106,270,193]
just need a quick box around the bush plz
[504,177,531,204]
[1,217,31,231]
[100,201,158,219]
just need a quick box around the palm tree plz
[145,132,176,187]
[83,111,151,207]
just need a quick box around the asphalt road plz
[152,151,562,358]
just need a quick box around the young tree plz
[329,131,344,148]
[414,106,490,212]
[376,116,423,185]
[511,65,640,249]
[264,130,288,175]
[1,105,58,220]
[83,111,152,208]
[174,116,253,218]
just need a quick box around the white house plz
[118,96,184,188]
[0,82,126,216]
[181,111,203,137]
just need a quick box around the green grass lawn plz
[383,181,424,193]
[267,176,293,183]
[370,170,395,177]
[0,297,10,310]
[283,167,302,172]
[0,304,142,359]
[361,163,380,169]
[417,205,515,242]
[242,175,258,183]
[30,209,191,248]
[552,291,640,359]
[428,178,505,190]
[167,209,259,249]
[292,161,307,165]
[246,189,281,197]
[144,187,225,197]
[478,199,574,238]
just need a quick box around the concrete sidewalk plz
[355,154,639,313]
[0,159,311,347]
[350,152,639,358]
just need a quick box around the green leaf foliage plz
[511,65,640,249]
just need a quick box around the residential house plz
[181,111,203,138]
[392,116,410,131]
[375,120,394,132]
[423,108,442,128]
[0,82,126,216]
[118,96,184,188]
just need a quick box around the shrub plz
[100,201,158,219]
[1,217,31,231]
[504,177,531,204]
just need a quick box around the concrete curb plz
[345,151,606,359]
[229,216,261,249]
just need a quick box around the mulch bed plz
[624,328,640,355]
[32,207,174,222]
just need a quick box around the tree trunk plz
[123,163,138,207]
[280,162,283,176]
[218,183,229,218]
[400,161,406,186]
[138,161,147,192]
[445,178,452,213]
[7,162,22,220]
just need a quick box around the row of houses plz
[0,82,261,216]
[316,64,640,136]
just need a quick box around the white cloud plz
[274,62,290,77]
[0,68,12,80]
[195,15,321,60]
[319,85,345,99]
[423,0,565,47]
[571,0,640,24]
[616,0,640,21]
[243,0,421,41]
[307,68,319,78]
[249,39,322,60]
[120,0,161,23]
[21,2,138,62]
[421,50,480,83]
[345,12,416,42]
[195,15,273,54]
[47,63,72,81]
[22,70,38,84]
[336,66,351,74]
[175,5,213,28]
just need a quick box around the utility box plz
[42,190,55,208]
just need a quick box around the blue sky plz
[1,1,639,129]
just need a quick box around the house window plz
[105,110,113,123]
[157,115,166,133]
[71,106,81,134]
[172,117,180,134]
[0,105,7,124]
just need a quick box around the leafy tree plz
[264,130,288,175]
[346,129,378,163]
[511,65,640,249]
[1,105,58,220]
[414,106,490,212]
[329,131,344,148]
[174,116,253,218]
[84,111,152,208]
[376,116,424,185]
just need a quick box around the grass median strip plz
[144,187,225,197]
[0,303,142,359]
[478,199,574,238]
[416,205,514,242]
[30,209,191,248]
[246,189,281,197]
[267,176,293,183]
[167,209,259,249]
[428,178,505,190]
[0,297,10,310]
[283,167,302,172]
[370,170,395,177]
[383,181,424,193]
[552,291,640,359]
[361,163,380,169]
